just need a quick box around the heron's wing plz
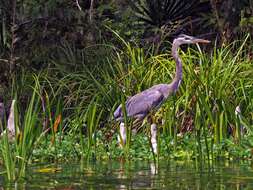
[126,90,164,118]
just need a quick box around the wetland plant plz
[0,76,43,180]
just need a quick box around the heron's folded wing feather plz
[126,90,164,117]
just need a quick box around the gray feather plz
[114,85,167,121]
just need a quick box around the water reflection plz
[0,160,253,189]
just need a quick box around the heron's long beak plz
[193,38,210,44]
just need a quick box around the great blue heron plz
[114,34,210,154]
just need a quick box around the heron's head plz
[174,34,210,46]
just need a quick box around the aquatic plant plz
[0,76,43,180]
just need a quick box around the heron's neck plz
[170,42,182,93]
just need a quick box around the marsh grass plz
[133,37,251,158]
[76,97,104,160]
[0,122,15,180]
[1,33,252,178]
[0,76,44,180]
[45,33,253,160]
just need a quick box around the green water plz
[1,160,253,189]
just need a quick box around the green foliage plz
[128,0,209,27]
[0,0,252,91]
[127,0,211,47]
[0,76,43,180]
[31,33,252,163]
[80,98,103,159]
[1,14,253,183]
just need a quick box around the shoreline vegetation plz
[0,0,253,182]
[0,35,253,181]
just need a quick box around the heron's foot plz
[118,122,126,148]
[151,123,157,154]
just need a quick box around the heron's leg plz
[148,115,158,155]
[151,123,158,154]
[117,122,126,148]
